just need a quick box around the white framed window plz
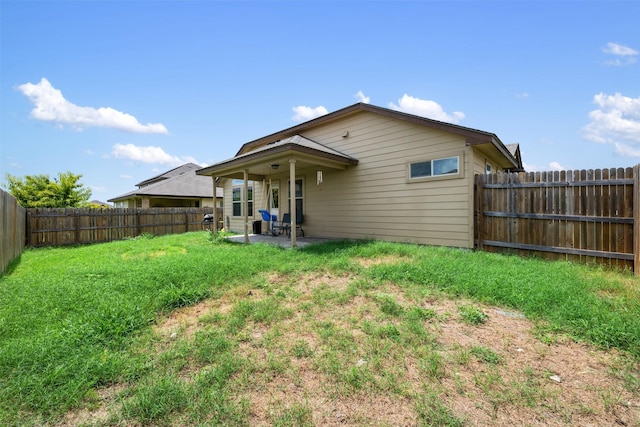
[408,155,461,181]
[287,179,304,218]
[231,180,253,217]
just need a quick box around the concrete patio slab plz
[225,233,334,248]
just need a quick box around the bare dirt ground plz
[63,262,640,426]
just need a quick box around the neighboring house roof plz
[135,163,201,188]
[505,144,523,171]
[233,103,522,171]
[108,165,223,202]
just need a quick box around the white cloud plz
[548,161,566,171]
[291,105,329,122]
[355,90,370,104]
[603,42,638,57]
[515,92,529,99]
[388,94,465,124]
[522,161,567,172]
[18,78,168,134]
[111,143,199,166]
[603,42,638,66]
[120,174,134,180]
[582,92,640,158]
[612,142,640,158]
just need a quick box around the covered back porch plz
[196,135,358,247]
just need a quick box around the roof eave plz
[466,136,520,169]
[197,143,358,177]
[235,103,521,170]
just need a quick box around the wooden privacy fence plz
[475,165,640,273]
[26,207,223,247]
[1,189,26,274]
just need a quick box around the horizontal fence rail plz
[1,189,26,274]
[475,165,639,273]
[26,207,222,247]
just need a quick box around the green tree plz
[3,172,92,208]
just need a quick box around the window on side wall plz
[408,155,461,182]
[287,179,303,218]
[231,180,253,217]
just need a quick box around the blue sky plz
[1,1,639,203]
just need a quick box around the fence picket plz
[25,207,222,247]
[476,165,638,273]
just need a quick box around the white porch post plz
[212,176,218,235]
[289,159,297,247]
[243,169,249,243]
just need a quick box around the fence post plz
[74,209,80,244]
[475,174,484,250]
[634,164,639,275]
[26,210,31,247]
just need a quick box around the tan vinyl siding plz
[472,152,504,176]
[299,111,474,248]
[222,179,265,232]
[220,110,510,247]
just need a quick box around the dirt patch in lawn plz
[235,273,639,426]
[355,254,409,268]
[62,271,640,426]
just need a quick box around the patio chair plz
[270,213,287,236]
[282,212,304,237]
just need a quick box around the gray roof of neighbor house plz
[505,144,523,170]
[108,164,223,202]
[135,163,201,187]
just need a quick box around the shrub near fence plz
[26,207,221,247]
[1,189,26,274]
[475,165,640,273]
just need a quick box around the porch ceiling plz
[196,135,358,180]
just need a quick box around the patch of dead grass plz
[355,254,409,268]
[62,271,640,427]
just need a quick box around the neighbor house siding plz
[300,111,474,247]
[148,197,214,208]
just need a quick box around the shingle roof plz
[136,163,202,187]
[234,134,357,162]
[235,103,522,170]
[108,165,223,202]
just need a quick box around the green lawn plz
[1,232,638,426]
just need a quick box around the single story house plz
[196,103,523,247]
[109,163,223,209]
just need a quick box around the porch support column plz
[212,176,218,235]
[243,169,249,243]
[289,159,297,247]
